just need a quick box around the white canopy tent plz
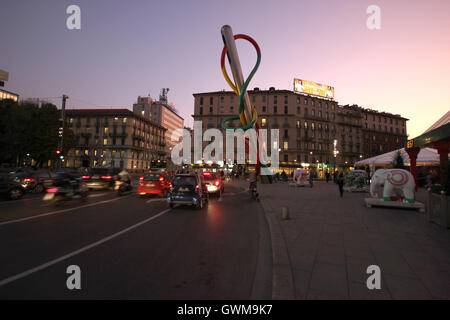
[354,147,447,167]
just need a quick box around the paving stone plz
[384,274,433,300]
[349,281,392,300]
[308,262,348,299]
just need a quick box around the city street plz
[0,180,272,299]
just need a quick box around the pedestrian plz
[337,173,345,197]
[309,171,314,188]
[325,171,330,183]
[281,171,287,182]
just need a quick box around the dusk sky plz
[1,0,449,138]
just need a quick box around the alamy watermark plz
[66,5,81,30]
[170,121,279,175]
[366,5,381,30]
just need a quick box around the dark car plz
[81,168,122,190]
[167,173,208,209]
[12,170,57,193]
[202,172,224,196]
[0,173,25,200]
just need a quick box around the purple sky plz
[1,0,449,138]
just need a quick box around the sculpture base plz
[344,186,368,193]
[365,198,425,212]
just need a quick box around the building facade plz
[133,95,184,151]
[192,88,408,175]
[65,109,166,170]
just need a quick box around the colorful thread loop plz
[220,34,261,131]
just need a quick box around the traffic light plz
[56,150,61,155]
[60,155,64,160]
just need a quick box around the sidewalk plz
[259,180,450,300]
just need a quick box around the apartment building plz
[133,95,184,151]
[65,109,166,170]
[192,88,408,175]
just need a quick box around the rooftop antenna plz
[160,88,169,103]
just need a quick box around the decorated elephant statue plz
[370,169,415,203]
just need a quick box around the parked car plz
[0,173,25,200]
[81,168,122,190]
[167,173,208,209]
[138,171,172,197]
[202,172,224,196]
[12,169,58,193]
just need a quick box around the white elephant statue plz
[370,169,415,203]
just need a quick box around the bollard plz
[281,206,290,220]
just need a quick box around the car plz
[137,171,172,197]
[0,173,25,200]
[167,173,208,209]
[202,172,224,196]
[81,168,122,190]
[12,169,57,193]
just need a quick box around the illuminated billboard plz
[293,78,334,99]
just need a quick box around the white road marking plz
[0,195,130,227]
[0,208,171,287]
[146,198,166,203]
[88,193,108,198]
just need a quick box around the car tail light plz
[82,176,90,179]
[101,176,112,179]
[24,178,35,182]
[196,184,199,190]
[47,188,58,193]
[159,176,164,181]
[139,176,144,181]
[214,180,220,186]
[203,172,211,176]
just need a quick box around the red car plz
[202,172,224,196]
[138,171,171,197]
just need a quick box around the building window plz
[252,95,256,102]
[297,97,300,104]
[284,141,288,150]
[210,106,213,113]
[123,117,127,123]
[273,96,277,104]
[284,96,288,104]
[262,118,266,126]
[210,97,213,105]
[103,138,108,145]
[297,107,300,114]
[220,96,224,103]
[262,106,266,112]
[274,106,278,114]
[284,154,288,162]
[200,97,204,105]
[230,106,234,112]
[296,120,300,128]
[284,129,288,138]
[284,106,288,114]
[262,96,266,102]
[104,127,108,134]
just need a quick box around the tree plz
[0,99,75,168]
[392,150,406,169]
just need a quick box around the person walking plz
[309,171,314,188]
[337,173,345,197]
[325,171,330,183]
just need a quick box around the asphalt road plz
[0,181,272,299]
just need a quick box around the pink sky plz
[1,0,449,138]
